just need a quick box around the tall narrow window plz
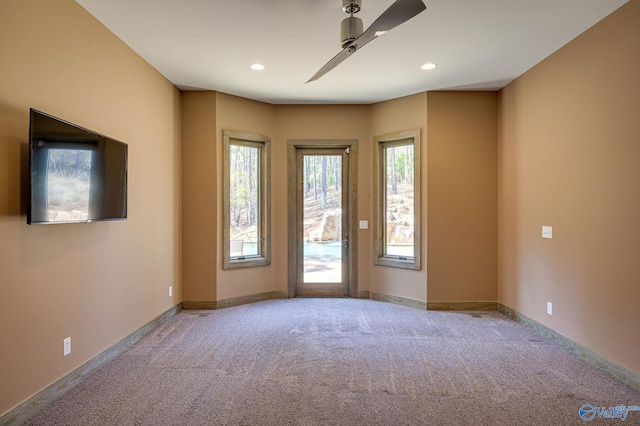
[373,129,421,270]
[223,130,270,269]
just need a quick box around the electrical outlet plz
[359,220,368,230]
[542,226,553,239]
[547,302,553,316]
[63,337,71,356]
[169,286,173,297]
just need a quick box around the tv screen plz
[28,109,128,224]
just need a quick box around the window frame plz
[372,129,421,270]
[222,130,270,270]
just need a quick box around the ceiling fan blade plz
[306,48,356,83]
[306,0,426,83]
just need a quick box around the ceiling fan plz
[306,0,427,83]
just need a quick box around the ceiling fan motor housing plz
[342,0,362,14]
[341,16,363,48]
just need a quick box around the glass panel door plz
[295,148,349,297]
[303,154,342,283]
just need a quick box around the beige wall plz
[215,93,277,300]
[181,92,217,301]
[0,0,181,417]
[367,91,498,303]
[498,0,640,374]
[370,93,429,301]
[427,92,498,302]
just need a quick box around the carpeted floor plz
[23,298,640,425]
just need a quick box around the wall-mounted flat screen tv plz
[28,109,128,224]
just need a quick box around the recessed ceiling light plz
[420,62,437,70]
[250,63,265,71]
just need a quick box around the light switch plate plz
[63,337,71,356]
[542,226,553,239]
[359,220,368,230]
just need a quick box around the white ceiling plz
[75,0,627,104]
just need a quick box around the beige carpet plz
[23,298,640,425]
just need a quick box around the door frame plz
[287,139,358,298]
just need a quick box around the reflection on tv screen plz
[46,149,93,222]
